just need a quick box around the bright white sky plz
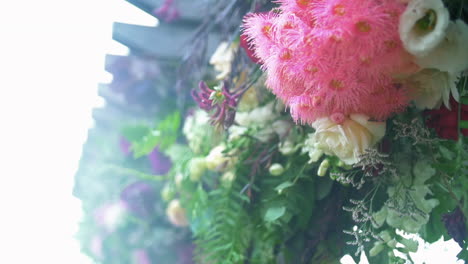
[0,1,463,263]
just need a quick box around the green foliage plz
[121,112,181,158]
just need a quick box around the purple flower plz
[120,181,157,219]
[191,81,243,129]
[132,249,152,264]
[153,0,180,22]
[442,206,466,247]
[148,147,172,175]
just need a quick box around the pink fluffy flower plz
[243,0,418,124]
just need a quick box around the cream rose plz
[304,114,386,165]
[166,199,189,227]
[399,0,450,57]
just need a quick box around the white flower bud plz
[174,172,184,188]
[317,159,330,177]
[221,171,236,183]
[269,163,285,176]
[166,199,189,227]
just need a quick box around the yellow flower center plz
[356,21,371,33]
[333,4,346,16]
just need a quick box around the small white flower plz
[209,41,237,80]
[233,102,282,142]
[235,102,277,127]
[399,0,450,57]
[183,110,214,154]
[228,125,248,142]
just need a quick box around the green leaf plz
[264,206,286,222]
[439,145,456,160]
[130,112,181,158]
[274,181,294,192]
[120,124,150,142]
[457,248,468,261]
[315,176,333,200]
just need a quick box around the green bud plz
[317,159,330,176]
[189,157,207,182]
[174,173,184,188]
[161,184,175,202]
[269,163,285,176]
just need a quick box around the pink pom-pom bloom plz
[243,0,418,124]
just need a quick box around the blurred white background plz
[0,0,155,263]
[0,0,463,263]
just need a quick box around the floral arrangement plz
[75,0,468,263]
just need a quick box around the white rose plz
[416,20,468,75]
[407,69,459,109]
[166,199,189,227]
[399,0,450,57]
[308,114,386,165]
[209,41,237,80]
